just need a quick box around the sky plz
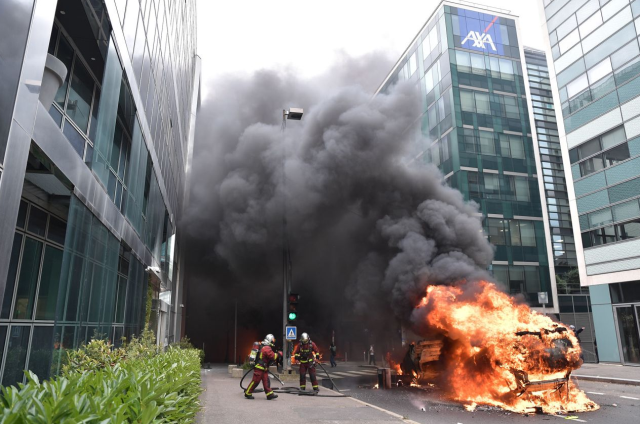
[195,0,545,96]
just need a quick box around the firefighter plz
[293,332,320,392]
[245,334,282,400]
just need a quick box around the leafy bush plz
[61,328,158,375]
[0,347,202,423]
[171,336,204,365]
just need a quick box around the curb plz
[573,375,640,386]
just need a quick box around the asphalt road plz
[317,363,640,424]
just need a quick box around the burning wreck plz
[395,281,599,414]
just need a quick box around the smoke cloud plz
[184,52,495,359]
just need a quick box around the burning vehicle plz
[396,281,599,414]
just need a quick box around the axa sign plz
[456,10,511,56]
[461,31,496,51]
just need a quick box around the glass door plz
[615,306,640,365]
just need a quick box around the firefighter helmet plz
[300,332,310,343]
[264,334,276,346]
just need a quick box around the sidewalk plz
[196,365,417,424]
[573,362,640,386]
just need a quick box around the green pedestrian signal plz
[288,312,297,321]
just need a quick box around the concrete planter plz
[39,53,67,110]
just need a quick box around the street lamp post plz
[281,107,303,371]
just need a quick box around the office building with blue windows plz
[541,0,640,365]
[376,2,566,321]
[0,0,200,386]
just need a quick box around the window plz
[12,238,43,320]
[499,58,515,80]
[503,96,520,119]
[510,135,525,159]
[67,60,94,132]
[519,221,537,246]
[484,174,500,198]
[479,131,495,155]
[487,218,506,245]
[475,92,491,114]
[603,143,630,166]
[456,50,471,68]
[35,246,63,320]
[468,172,481,199]
[566,73,588,98]
[617,219,640,239]
[559,28,580,54]
[580,11,603,38]
[510,220,522,245]
[425,68,435,93]
[409,52,417,76]
[601,125,626,149]
[573,126,630,176]
[571,137,602,161]
[470,53,485,73]
[589,208,613,227]
[460,90,475,112]
[579,155,605,176]
[588,58,613,84]
[514,177,530,202]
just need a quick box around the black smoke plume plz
[184,53,494,361]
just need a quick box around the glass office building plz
[0,0,200,385]
[376,2,559,312]
[523,47,597,363]
[542,0,640,365]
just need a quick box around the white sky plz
[196,0,545,91]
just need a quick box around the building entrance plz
[614,305,640,365]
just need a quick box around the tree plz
[556,268,580,294]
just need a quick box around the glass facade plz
[544,0,640,364]
[0,0,198,385]
[523,48,583,289]
[545,0,640,274]
[378,5,555,308]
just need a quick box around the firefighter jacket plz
[255,345,279,371]
[293,341,319,363]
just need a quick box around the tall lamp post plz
[282,107,303,371]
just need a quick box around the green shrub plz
[61,328,158,376]
[171,336,204,365]
[0,348,202,423]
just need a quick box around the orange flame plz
[386,352,403,375]
[414,281,598,414]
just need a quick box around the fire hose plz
[239,362,349,397]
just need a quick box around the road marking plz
[332,372,363,377]
[350,371,377,375]
[546,414,586,422]
[326,375,344,379]
[586,392,605,395]
[620,396,639,400]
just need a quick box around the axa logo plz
[462,31,497,51]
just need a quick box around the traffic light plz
[288,293,299,322]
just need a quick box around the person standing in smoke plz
[245,334,282,400]
[369,345,376,366]
[329,342,337,367]
[293,333,320,392]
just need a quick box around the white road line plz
[546,415,586,423]
[620,396,640,400]
[326,375,344,379]
[332,372,361,377]
[587,391,605,395]
[350,371,377,375]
